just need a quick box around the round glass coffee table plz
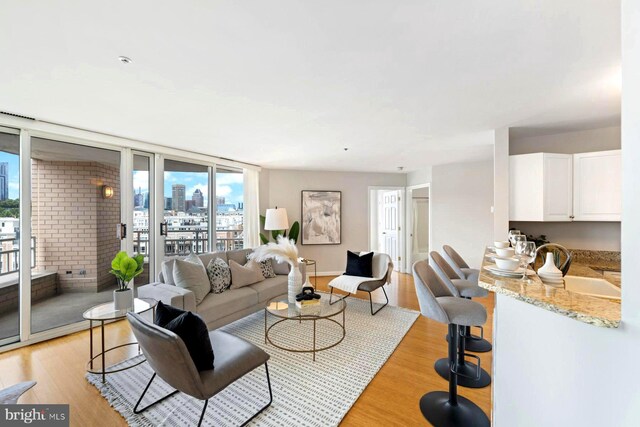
[83,298,157,382]
[264,296,346,361]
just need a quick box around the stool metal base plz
[445,333,492,353]
[434,358,491,389]
[419,391,490,427]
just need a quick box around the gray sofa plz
[138,248,305,330]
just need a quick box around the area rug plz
[86,294,419,426]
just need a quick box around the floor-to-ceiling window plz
[30,137,122,333]
[163,159,210,255]
[0,129,20,345]
[215,167,244,250]
[133,153,153,285]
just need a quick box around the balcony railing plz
[0,236,36,277]
[132,227,243,257]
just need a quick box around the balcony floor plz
[0,284,119,340]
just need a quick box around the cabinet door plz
[543,154,573,221]
[573,150,621,221]
[510,153,544,221]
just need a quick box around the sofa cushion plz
[173,258,210,304]
[227,249,253,266]
[161,256,181,285]
[197,287,259,321]
[247,253,276,279]
[198,251,228,268]
[249,276,288,303]
[206,257,231,294]
[272,259,291,275]
[229,260,264,289]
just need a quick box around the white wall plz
[431,160,493,268]
[493,128,510,240]
[492,3,640,425]
[407,167,432,186]
[508,125,621,251]
[260,169,406,273]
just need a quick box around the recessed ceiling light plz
[344,147,349,151]
[118,56,133,64]
[397,166,404,171]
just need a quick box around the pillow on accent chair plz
[154,301,214,371]
[229,260,265,289]
[247,254,276,279]
[173,257,210,304]
[345,251,374,278]
[206,257,231,293]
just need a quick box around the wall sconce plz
[102,185,114,199]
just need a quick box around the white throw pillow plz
[229,260,265,289]
[173,258,210,304]
[161,254,201,285]
[206,258,231,294]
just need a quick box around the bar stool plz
[430,251,492,354]
[412,261,490,427]
[428,252,491,388]
[443,245,480,284]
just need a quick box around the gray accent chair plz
[430,251,492,355]
[443,245,480,284]
[0,381,36,404]
[127,313,272,427]
[412,260,489,427]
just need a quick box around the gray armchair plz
[127,313,272,427]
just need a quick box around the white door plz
[573,150,622,221]
[378,190,399,268]
[411,198,429,264]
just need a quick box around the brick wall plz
[0,273,58,315]
[31,160,121,292]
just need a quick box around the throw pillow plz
[345,251,374,277]
[155,302,214,371]
[272,259,290,275]
[206,257,231,294]
[173,259,210,304]
[161,259,177,285]
[229,259,265,289]
[246,253,276,279]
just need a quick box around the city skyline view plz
[0,152,19,199]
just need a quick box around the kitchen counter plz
[479,248,621,328]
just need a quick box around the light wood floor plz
[0,273,493,426]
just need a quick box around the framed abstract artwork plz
[301,190,341,245]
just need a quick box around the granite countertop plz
[479,248,621,328]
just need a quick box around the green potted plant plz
[110,251,144,310]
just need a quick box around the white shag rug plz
[87,294,419,426]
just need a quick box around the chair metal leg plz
[133,373,180,414]
[197,399,208,427]
[368,286,389,315]
[239,362,273,427]
[329,287,349,305]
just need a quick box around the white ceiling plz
[0,0,620,173]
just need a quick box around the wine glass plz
[515,241,537,280]
[508,230,522,247]
[511,234,526,250]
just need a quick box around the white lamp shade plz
[264,208,289,230]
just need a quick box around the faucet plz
[535,244,572,276]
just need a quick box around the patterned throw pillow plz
[206,258,231,294]
[247,253,276,279]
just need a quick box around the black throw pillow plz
[154,301,214,371]
[344,250,374,278]
[154,300,185,326]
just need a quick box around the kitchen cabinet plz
[510,153,573,221]
[573,150,621,221]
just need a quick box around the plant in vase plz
[250,236,301,303]
[110,251,144,310]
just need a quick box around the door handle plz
[160,221,168,236]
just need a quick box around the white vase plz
[538,252,563,276]
[114,288,134,311]
[288,264,303,303]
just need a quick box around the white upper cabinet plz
[510,153,573,221]
[573,150,622,221]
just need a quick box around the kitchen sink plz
[563,275,621,301]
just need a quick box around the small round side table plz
[83,298,157,383]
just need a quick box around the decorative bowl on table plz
[495,247,515,258]
[494,257,520,271]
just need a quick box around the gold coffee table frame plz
[264,296,346,361]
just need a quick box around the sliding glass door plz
[0,129,20,346]
[215,167,244,250]
[132,153,154,285]
[30,137,122,333]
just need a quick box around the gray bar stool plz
[430,251,492,354]
[428,252,491,388]
[412,261,490,427]
[443,245,480,284]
